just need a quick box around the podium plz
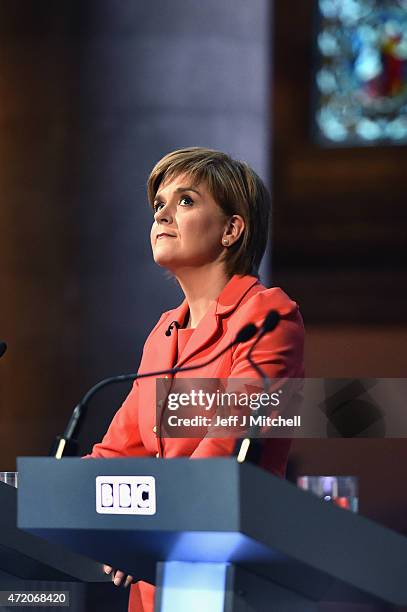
[0,479,108,583]
[16,457,407,611]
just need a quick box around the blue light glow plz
[160,561,228,612]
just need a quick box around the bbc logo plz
[96,476,156,515]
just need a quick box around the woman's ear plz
[222,215,245,246]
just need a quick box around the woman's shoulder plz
[224,280,304,353]
[239,281,302,320]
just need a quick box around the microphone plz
[52,321,258,458]
[0,342,7,359]
[236,310,281,464]
[165,321,181,336]
[247,310,280,392]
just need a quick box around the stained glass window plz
[315,0,407,145]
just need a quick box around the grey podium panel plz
[17,457,407,606]
[0,481,108,582]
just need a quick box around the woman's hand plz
[104,564,134,588]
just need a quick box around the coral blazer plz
[89,274,304,466]
[87,274,304,611]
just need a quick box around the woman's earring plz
[223,239,229,246]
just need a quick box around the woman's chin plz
[153,254,178,270]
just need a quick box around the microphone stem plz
[238,332,272,463]
[55,375,138,459]
[246,332,271,394]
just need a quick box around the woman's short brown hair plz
[147,147,271,278]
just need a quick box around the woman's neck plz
[175,265,232,329]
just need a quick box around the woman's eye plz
[153,202,164,213]
[179,196,193,206]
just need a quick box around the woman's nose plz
[155,204,173,224]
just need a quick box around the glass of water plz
[0,472,18,487]
[297,475,358,513]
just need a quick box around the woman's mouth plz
[157,233,176,240]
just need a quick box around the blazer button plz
[155,452,160,458]
[153,425,157,434]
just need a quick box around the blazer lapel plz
[143,299,189,374]
[175,274,259,369]
[175,301,219,369]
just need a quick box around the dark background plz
[0,1,406,610]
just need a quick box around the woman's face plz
[150,173,228,272]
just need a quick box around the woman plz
[87,147,304,611]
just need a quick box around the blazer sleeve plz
[189,300,304,460]
[84,379,149,458]
[84,314,168,458]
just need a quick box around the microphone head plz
[0,341,7,359]
[262,310,280,333]
[234,323,258,344]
